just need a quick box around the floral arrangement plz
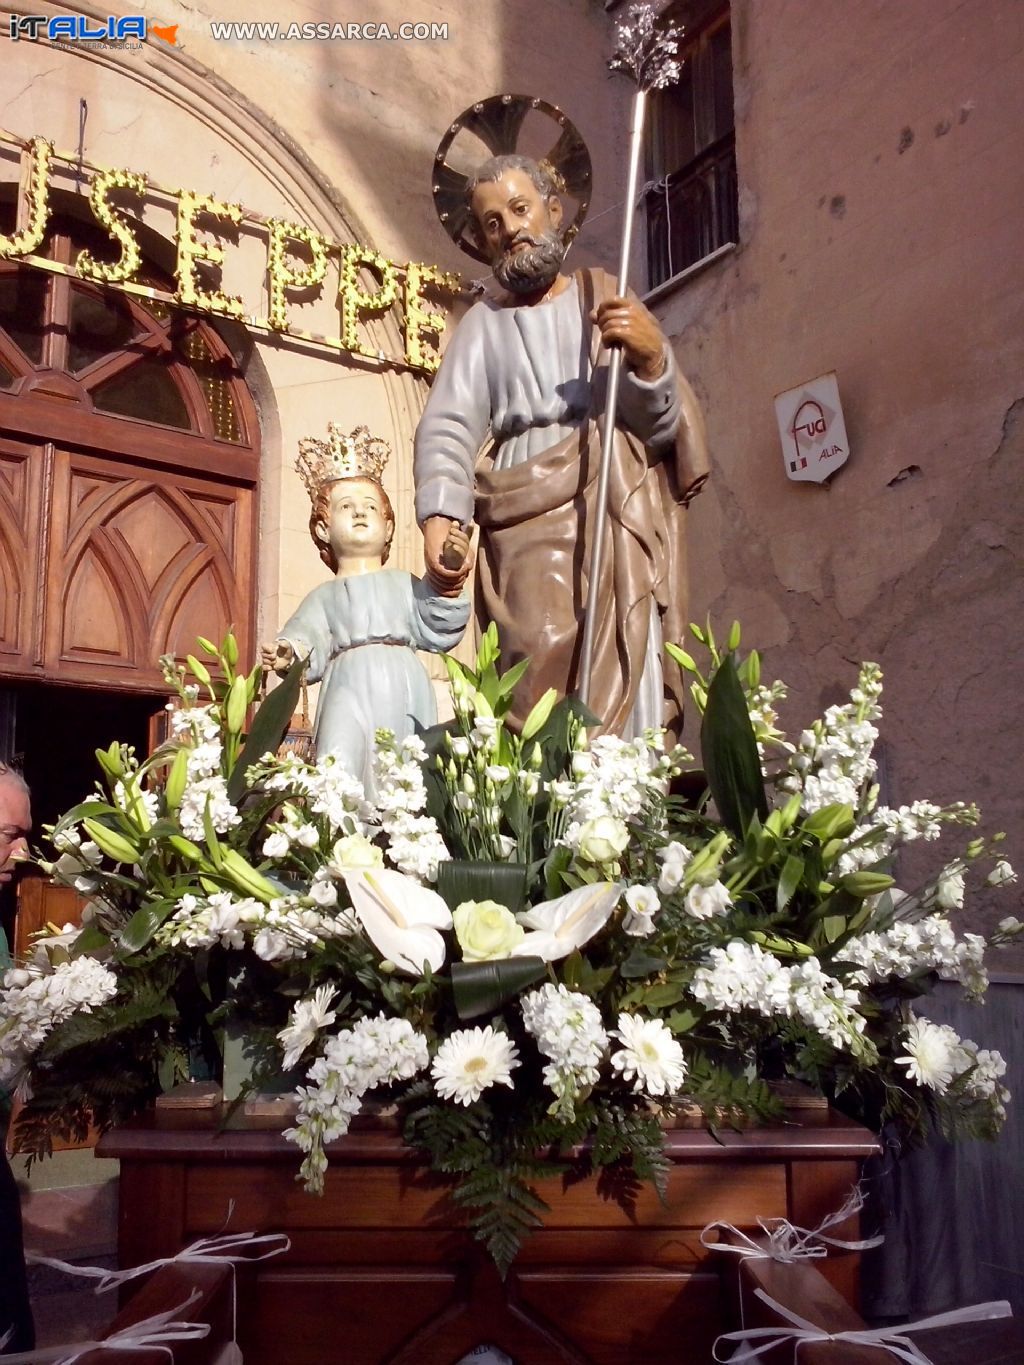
[1,624,1019,1271]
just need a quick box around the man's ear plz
[546,194,563,230]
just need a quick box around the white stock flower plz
[431,1026,520,1105]
[623,885,661,937]
[610,1015,686,1097]
[521,983,608,1114]
[684,880,732,921]
[0,957,119,1086]
[278,986,339,1070]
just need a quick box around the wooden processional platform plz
[97,1106,879,1364]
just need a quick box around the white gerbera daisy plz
[610,1015,686,1097]
[431,1026,520,1105]
[895,1016,957,1093]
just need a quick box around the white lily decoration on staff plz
[344,867,453,975]
[511,882,624,962]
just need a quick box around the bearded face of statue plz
[469,167,566,295]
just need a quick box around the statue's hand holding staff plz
[590,296,666,381]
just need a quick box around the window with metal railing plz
[642,2,737,291]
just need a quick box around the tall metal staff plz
[577,4,683,708]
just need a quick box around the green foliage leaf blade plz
[777,853,805,912]
[436,859,529,914]
[699,655,768,836]
[227,654,305,802]
[451,957,546,1019]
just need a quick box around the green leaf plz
[451,957,547,1019]
[227,653,305,803]
[777,853,805,912]
[699,655,767,836]
[666,1008,701,1034]
[619,945,667,979]
[639,982,685,1009]
[436,860,529,914]
[69,924,111,958]
[494,655,531,702]
[822,915,847,944]
[118,899,178,954]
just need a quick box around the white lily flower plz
[511,882,623,962]
[344,867,452,975]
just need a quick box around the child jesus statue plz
[263,424,470,792]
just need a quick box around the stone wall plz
[655,0,1024,955]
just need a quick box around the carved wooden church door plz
[0,208,259,689]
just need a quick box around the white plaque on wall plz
[775,372,850,483]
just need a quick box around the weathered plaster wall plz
[657,0,1024,951]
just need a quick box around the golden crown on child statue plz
[295,423,391,500]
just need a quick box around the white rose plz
[452,900,525,962]
[577,816,629,865]
[684,880,732,921]
[330,833,383,872]
[623,885,660,937]
[935,868,966,911]
[309,878,339,907]
[987,860,1016,887]
[262,831,290,859]
[253,928,290,961]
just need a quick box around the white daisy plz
[430,1026,520,1105]
[610,1015,686,1097]
[895,1016,957,1093]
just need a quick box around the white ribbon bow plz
[27,1229,291,1294]
[23,1228,290,1360]
[700,1186,884,1264]
[713,1287,1013,1363]
[0,1291,210,1364]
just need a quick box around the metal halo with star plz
[431,94,593,265]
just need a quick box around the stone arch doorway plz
[0,200,260,691]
